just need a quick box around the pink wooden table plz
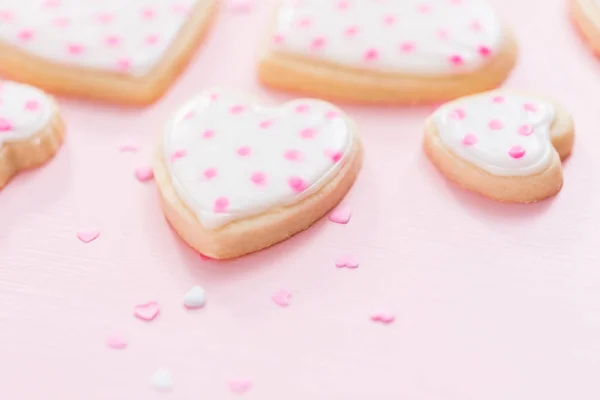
[1,0,599,398]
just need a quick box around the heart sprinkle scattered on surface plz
[183,286,206,309]
[152,368,173,392]
[271,289,292,307]
[76,230,100,243]
[106,333,127,349]
[134,301,160,321]
[370,312,396,324]
[335,254,359,269]
[134,166,154,182]
[328,204,352,224]
[228,379,253,394]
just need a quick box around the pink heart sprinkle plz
[237,146,251,156]
[478,45,492,57]
[230,105,245,114]
[518,124,534,136]
[214,197,229,213]
[324,149,343,163]
[259,120,273,129]
[345,25,359,37]
[203,168,218,180]
[371,312,396,324]
[449,108,466,120]
[0,118,14,132]
[288,177,307,193]
[284,149,303,161]
[449,54,464,66]
[335,254,359,269]
[299,128,316,139]
[106,334,128,349]
[202,129,215,139]
[24,100,40,111]
[295,104,310,113]
[488,119,504,130]
[228,379,252,394]
[508,146,526,159]
[77,230,100,243]
[271,289,292,307]
[492,95,504,103]
[250,172,266,185]
[135,166,154,182]
[364,48,379,61]
[134,301,160,321]
[329,205,351,224]
[400,41,416,53]
[311,36,326,50]
[462,134,478,146]
[524,103,538,112]
[170,149,187,161]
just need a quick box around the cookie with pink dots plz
[258,0,517,104]
[153,89,362,259]
[571,0,600,57]
[0,80,64,190]
[424,91,575,203]
[0,0,218,105]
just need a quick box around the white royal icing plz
[271,0,504,75]
[0,81,53,146]
[163,89,355,229]
[433,91,556,176]
[0,0,202,76]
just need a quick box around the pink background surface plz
[1,0,600,398]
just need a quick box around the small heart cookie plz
[259,0,517,104]
[0,1,218,105]
[423,91,575,203]
[0,81,64,190]
[153,89,362,259]
[571,0,600,56]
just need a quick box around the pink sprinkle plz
[488,119,504,130]
[524,103,538,112]
[364,48,379,61]
[259,120,273,129]
[145,34,159,45]
[297,17,312,28]
[518,124,534,136]
[288,176,307,193]
[462,134,478,146]
[449,54,464,66]
[492,95,504,103]
[284,149,303,161]
[119,144,139,153]
[116,59,131,71]
[311,37,326,50]
[230,105,245,114]
[237,146,251,156]
[24,99,40,111]
[67,44,84,55]
[437,29,449,39]
[106,333,128,350]
[329,205,351,224]
[170,149,187,161]
[478,46,492,57]
[17,29,34,42]
[141,7,156,19]
[203,168,218,180]
[214,197,229,213]
[324,149,343,163]
[273,34,284,44]
[271,289,292,307]
[383,15,396,25]
[134,301,160,321]
[54,17,70,27]
[400,41,416,53]
[417,3,431,13]
[97,13,113,24]
[134,166,154,182]
[299,127,317,139]
[335,254,359,269]
[202,129,215,139]
[105,35,121,47]
[508,146,526,159]
[250,171,266,185]
[337,0,350,10]
[325,110,340,119]
[449,108,466,120]
[295,104,310,113]
[371,312,396,324]
[345,25,359,37]
[228,379,252,394]
[76,230,100,243]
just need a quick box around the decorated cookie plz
[423,91,575,203]
[0,1,218,105]
[153,89,362,259]
[0,81,64,190]
[258,0,517,104]
[571,0,600,56]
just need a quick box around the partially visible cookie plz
[424,90,574,203]
[0,1,218,105]
[259,0,517,104]
[0,81,64,190]
[571,0,600,56]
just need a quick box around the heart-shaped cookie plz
[571,0,600,57]
[0,80,64,190]
[259,0,517,104]
[153,89,362,259]
[0,0,218,105]
[424,91,575,203]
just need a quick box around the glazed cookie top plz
[271,0,504,75]
[163,89,355,229]
[0,0,201,76]
[433,91,556,176]
[0,81,53,145]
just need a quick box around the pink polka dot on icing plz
[478,46,492,57]
[0,11,14,22]
[259,120,273,129]
[105,36,121,47]
[230,105,246,114]
[344,26,359,37]
[383,15,396,25]
[417,3,431,13]
[284,149,303,161]
[117,59,131,71]
[67,44,84,55]
[145,35,159,45]
[203,168,218,180]
[450,108,466,120]
[337,0,350,10]
[325,111,340,119]
[184,111,195,119]
[273,34,284,44]
[295,104,310,113]
[437,29,450,39]
[17,30,34,42]
[250,172,266,185]
[311,37,326,50]
[202,129,215,139]
[172,3,189,14]
[524,103,538,112]
[324,149,343,163]
[96,13,113,24]
[364,48,379,61]
[449,55,464,66]
[492,95,505,103]
[214,197,229,213]
[518,124,534,136]
[297,17,312,28]
[237,146,251,156]
[488,119,504,130]
[400,41,416,53]
[43,0,61,7]
[54,17,69,27]
[170,149,187,162]
[508,146,526,159]
[141,7,156,19]
[24,100,40,111]
[462,134,478,146]
[299,128,317,139]
[0,118,14,132]
[470,20,483,31]
[288,177,307,193]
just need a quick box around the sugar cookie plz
[153,89,362,259]
[0,1,218,105]
[423,91,574,203]
[571,0,600,56]
[258,0,517,104]
[0,81,64,190]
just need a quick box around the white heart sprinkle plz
[151,368,173,391]
[184,286,206,309]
